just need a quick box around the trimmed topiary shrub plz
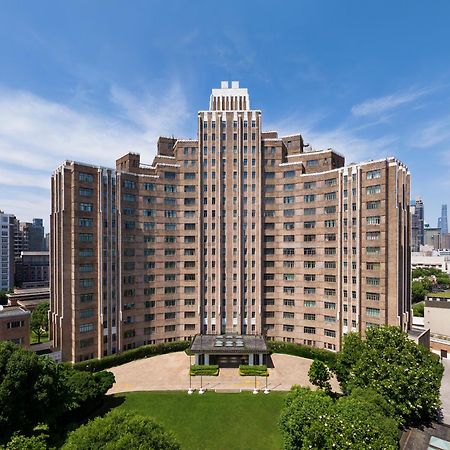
[72,341,190,372]
[239,365,268,376]
[189,365,219,376]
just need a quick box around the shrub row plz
[239,365,268,376]
[189,365,219,376]
[72,340,190,372]
[268,341,337,369]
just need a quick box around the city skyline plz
[1,1,450,229]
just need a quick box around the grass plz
[115,391,287,450]
[30,330,49,345]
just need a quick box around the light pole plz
[188,335,193,395]
[253,331,258,394]
[263,326,270,394]
[199,333,205,394]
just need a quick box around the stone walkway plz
[108,351,340,394]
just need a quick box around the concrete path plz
[108,351,340,394]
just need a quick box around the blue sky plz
[1,0,450,230]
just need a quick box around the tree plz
[30,301,49,344]
[0,342,115,444]
[62,409,180,450]
[4,433,47,450]
[412,301,424,317]
[342,326,444,425]
[308,359,331,391]
[302,389,399,450]
[334,332,365,392]
[279,386,399,450]
[412,280,429,303]
[279,386,333,450]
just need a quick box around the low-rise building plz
[424,292,450,357]
[0,305,30,347]
[14,251,49,288]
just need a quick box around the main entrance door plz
[210,354,248,368]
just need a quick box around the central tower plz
[199,81,263,335]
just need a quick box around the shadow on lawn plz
[50,395,126,448]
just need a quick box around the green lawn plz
[115,391,287,450]
[30,330,49,345]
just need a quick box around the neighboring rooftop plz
[0,305,30,318]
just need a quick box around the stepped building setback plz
[50,82,411,363]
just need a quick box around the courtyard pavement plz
[108,351,340,394]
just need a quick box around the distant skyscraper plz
[438,204,448,235]
[411,198,424,251]
[0,211,16,291]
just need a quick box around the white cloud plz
[411,115,450,149]
[0,83,192,228]
[351,89,429,117]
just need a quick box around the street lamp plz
[252,331,258,394]
[199,333,205,394]
[188,335,193,395]
[263,326,270,394]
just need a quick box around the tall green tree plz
[308,359,331,392]
[30,301,49,344]
[62,409,180,450]
[338,326,444,425]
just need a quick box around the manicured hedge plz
[268,341,337,369]
[72,341,190,372]
[239,365,268,376]
[189,365,219,376]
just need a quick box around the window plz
[304,327,316,334]
[284,222,294,230]
[284,183,295,190]
[283,248,295,255]
[304,207,316,215]
[79,172,94,182]
[283,312,295,319]
[367,200,381,209]
[123,180,136,189]
[304,181,316,189]
[325,288,336,296]
[79,323,94,333]
[366,231,380,240]
[304,194,315,203]
[79,218,93,227]
[366,292,380,301]
[324,206,336,214]
[324,247,336,255]
[366,169,381,179]
[367,246,381,255]
[367,277,380,286]
[366,307,380,317]
[324,261,336,269]
[304,221,315,229]
[306,159,318,167]
[79,188,93,197]
[324,302,336,309]
[324,192,336,200]
[324,220,336,228]
[304,248,316,255]
[143,183,155,190]
[304,261,316,269]
[284,209,295,217]
[80,203,93,212]
[366,216,381,225]
[80,248,93,257]
[284,170,296,178]
[79,233,93,242]
[304,235,315,242]
[283,196,295,204]
[324,329,336,337]
[324,315,336,323]
[304,287,316,294]
[324,178,336,186]
[283,325,295,332]
[366,185,381,195]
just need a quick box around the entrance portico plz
[190,334,268,367]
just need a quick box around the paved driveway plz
[108,352,340,394]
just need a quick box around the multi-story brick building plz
[50,82,411,363]
[0,305,30,347]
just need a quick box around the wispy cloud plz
[0,83,191,226]
[410,115,450,149]
[351,88,431,117]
